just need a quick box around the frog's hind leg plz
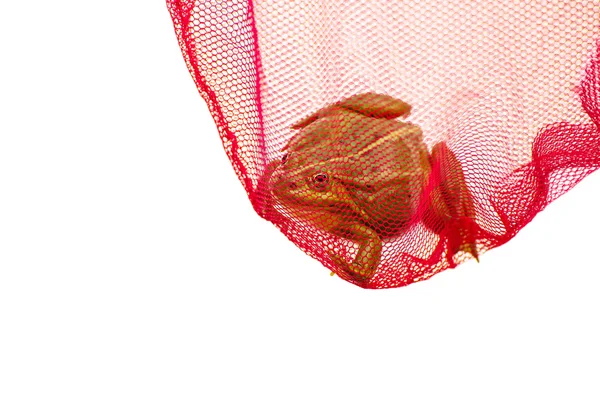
[424,142,480,262]
[328,223,382,281]
[337,92,412,120]
[291,92,412,130]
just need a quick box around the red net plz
[166,1,600,289]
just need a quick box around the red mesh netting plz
[166,1,600,289]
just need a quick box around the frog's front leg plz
[328,223,382,280]
[425,142,479,261]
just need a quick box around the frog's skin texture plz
[268,93,478,280]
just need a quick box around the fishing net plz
[166,1,600,289]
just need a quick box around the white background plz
[1,1,600,399]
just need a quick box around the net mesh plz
[167,0,600,289]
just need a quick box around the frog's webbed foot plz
[336,92,412,120]
[291,92,412,130]
[425,142,479,262]
[327,223,382,281]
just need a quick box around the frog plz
[267,92,478,280]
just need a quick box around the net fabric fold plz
[167,0,600,288]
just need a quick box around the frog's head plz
[269,150,366,218]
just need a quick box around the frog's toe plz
[348,262,375,280]
[328,251,375,281]
[460,240,480,262]
[448,219,480,262]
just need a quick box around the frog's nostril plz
[289,182,298,189]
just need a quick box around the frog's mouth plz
[270,171,369,220]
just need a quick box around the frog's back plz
[342,115,430,237]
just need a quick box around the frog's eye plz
[312,173,329,190]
